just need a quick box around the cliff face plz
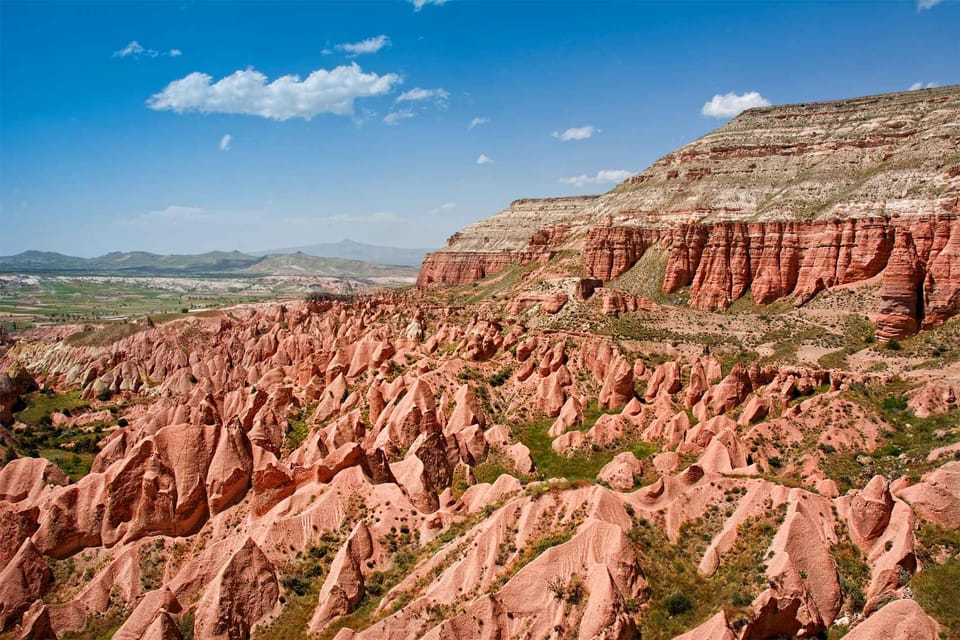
[420,85,960,338]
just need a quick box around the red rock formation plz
[417,250,551,287]
[0,539,51,630]
[599,289,659,315]
[193,538,278,640]
[877,227,924,339]
[506,292,568,315]
[308,522,373,633]
[842,598,940,640]
[583,224,661,281]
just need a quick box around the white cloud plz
[410,0,447,10]
[335,35,390,57]
[917,0,945,9]
[476,154,493,165]
[701,91,771,118]
[429,202,456,214]
[559,169,633,188]
[147,64,401,121]
[384,110,416,125]
[552,125,596,141]
[114,41,146,57]
[397,87,450,105]
[219,134,232,151]
[469,116,489,129]
[113,40,181,59]
[909,81,940,90]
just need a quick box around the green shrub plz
[880,396,907,412]
[665,592,693,616]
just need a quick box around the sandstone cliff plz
[419,85,960,338]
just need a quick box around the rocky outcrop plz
[193,538,278,640]
[0,362,37,424]
[308,522,374,633]
[417,86,960,337]
[842,598,940,640]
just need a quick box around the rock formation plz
[419,86,960,338]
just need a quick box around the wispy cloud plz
[429,202,457,214]
[552,125,597,141]
[384,110,416,125]
[469,116,489,129]
[397,87,449,106]
[219,134,232,151]
[909,81,940,90]
[559,169,633,188]
[701,91,771,118]
[410,0,448,11]
[147,64,400,120]
[917,0,945,9]
[476,154,493,165]
[113,40,181,59]
[336,35,391,57]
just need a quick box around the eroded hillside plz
[419,85,960,341]
[0,274,957,639]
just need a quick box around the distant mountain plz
[255,239,432,267]
[0,249,417,279]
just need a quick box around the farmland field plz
[0,274,374,331]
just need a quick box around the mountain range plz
[0,243,423,278]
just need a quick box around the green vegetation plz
[817,314,877,370]
[473,459,512,485]
[282,404,315,455]
[510,408,656,482]
[912,557,960,637]
[607,247,681,304]
[820,381,959,493]
[14,389,89,425]
[257,529,346,640]
[58,610,127,640]
[911,523,960,638]
[630,503,784,640]
[7,390,112,481]
[831,534,870,616]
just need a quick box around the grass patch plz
[831,533,870,616]
[631,504,784,640]
[912,521,960,637]
[511,412,656,482]
[256,529,345,640]
[58,609,128,640]
[8,390,109,481]
[912,557,960,637]
[14,390,89,425]
[820,381,959,493]
[473,460,512,485]
[37,449,96,482]
[281,404,315,455]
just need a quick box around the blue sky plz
[1,0,957,256]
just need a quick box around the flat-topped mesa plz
[417,196,598,287]
[418,85,960,337]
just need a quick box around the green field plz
[0,274,314,331]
